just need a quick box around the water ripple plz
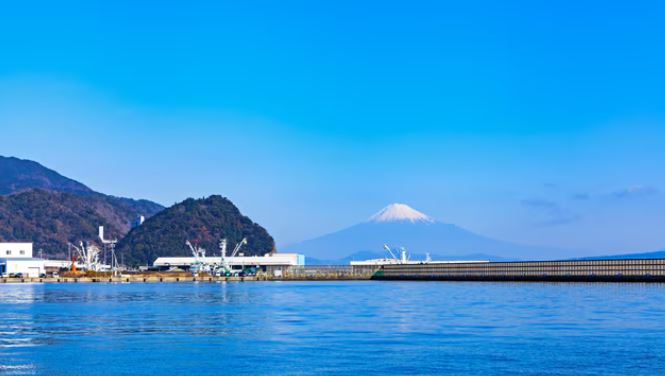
[1,282,665,375]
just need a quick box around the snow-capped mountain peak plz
[368,203,434,223]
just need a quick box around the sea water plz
[1,281,665,375]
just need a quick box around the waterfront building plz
[153,252,305,273]
[0,242,45,277]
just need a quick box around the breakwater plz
[5,260,665,283]
[373,259,665,282]
[279,265,375,280]
[0,266,376,283]
[1,276,259,283]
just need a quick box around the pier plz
[373,258,665,282]
[4,259,665,283]
[1,276,260,283]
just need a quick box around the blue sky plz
[1,1,665,254]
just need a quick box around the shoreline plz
[4,276,665,284]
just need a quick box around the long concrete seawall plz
[4,259,665,283]
[0,276,372,283]
[0,266,376,283]
[1,276,260,283]
[373,259,665,282]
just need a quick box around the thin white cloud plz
[612,185,659,199]
[521,198,581,227]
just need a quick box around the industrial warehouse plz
[0,242,45,277]
[153,253,305,274]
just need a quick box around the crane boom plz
[185,240,199,260]
[383,244,398,260]
[230,238,248,258]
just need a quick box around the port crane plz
[216,238,248,276]
[183,237,250,277]
[383,244,410,264]
[186,240,210,275]
[98,226,120,276]
[68,241,103,272]
[186,240,207,259]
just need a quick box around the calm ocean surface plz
[1,281,665,375]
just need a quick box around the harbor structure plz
[153,252,305,274]
[4,257,665,283]
[43,259,72,273]
[0,242,45,277]
[372,258,665,282]
[349,244,488,267]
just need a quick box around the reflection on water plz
[1,282,665,375]
[0,284,41,304]
[0,285,42,375]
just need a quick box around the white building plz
[0,242,45,277]
[132,215,145,228]
[44,259,72,271]
[153,253,305,271]
[1,242,33,258]
[350,259,490,266]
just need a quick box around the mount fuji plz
[286,203,578,263]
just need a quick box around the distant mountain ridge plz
[305,250,512,265]
[0,156,164,258]
[0,156,93,195]
[573,249,665,260]
[287,203,579,261]
[0,189,141,257]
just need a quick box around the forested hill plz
[0,156,164,257]
[117,195,275,266]
[0,156,93,195]
[0,189,155,258]
[0,156,274,266]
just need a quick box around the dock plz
[1,276,260,283]
[373,258,665,282]
[4,259,665,283]
[0,266,375,283]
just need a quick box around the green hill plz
[0,156,274,267]
[0,189,156,258]
[0,156,92,196]
[0,156,164,257]
[117,195,275,266]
